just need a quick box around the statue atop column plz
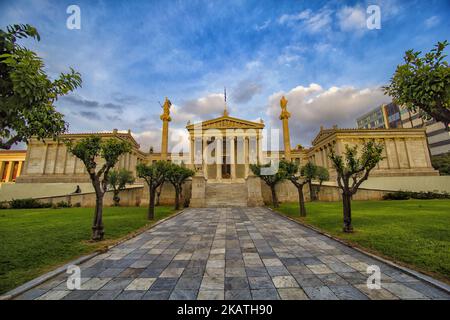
[160,97,172,160]
[279,96,291,120]
[279,96,292,160]
[160,97,172,122]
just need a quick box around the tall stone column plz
[216,137,222,181]
[17,161,23,179]
[160,97,172,161]
[244,137,249,178]
[279,96,292,161]
[202,137,208,179]
[229,136,236,180]
[190,137,195,169]
[5,161,13,182]
[0,161,5,181]
[257,133,263,165]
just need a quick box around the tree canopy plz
[108,169,135,206]
[67,136,131,240]
[384,40,450,129]
[250,161,288,207]
[0,24,81,149]
[136,161,171,219]
[329,141,384,232]
[166,163,195,209]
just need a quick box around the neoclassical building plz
[5,96,438,207]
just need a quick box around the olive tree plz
[250,162,287,208]
[315,166,330,196]
[0,24,81,149]
[108,169,135,206]
[282,160,308,216]
[67,136,131,240]
[136,161,170,219]
[166,163,195,210]
[384,40,450,130]
[302,162,318,200]
[329,141,384,233]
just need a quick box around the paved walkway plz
[15,207,449,300]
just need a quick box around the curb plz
[0,208,186,300]
[267,207,450,294]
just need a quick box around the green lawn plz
[0,206,176,294]
[274,200,450,282]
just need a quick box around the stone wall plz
[7,180,193,208]
[17,134,146,184]
[140,180,192,206]
[30,186,144,207]
[261,180,389,204]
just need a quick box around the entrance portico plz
[187,115,265,182]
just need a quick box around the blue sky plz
[1,0,449,151]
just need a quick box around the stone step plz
[205,182,248,207]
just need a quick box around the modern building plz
[400,106,450,156]
[357,103,402,129]
[0,150,26,184]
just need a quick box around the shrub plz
[431,152,450,175]
[9,198,52,209]
[56,201,72,208]
[383,190,450,200]
[383,191,411,200]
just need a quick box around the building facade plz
[0,150,26,183]
[5,95,439,207]
[357,103,450,156]
[17,130,146,183]
[307,127,437,179]
[400,106,450,156]
[357,103,401,129]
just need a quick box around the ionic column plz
[190,137,194,168]
[229,136,236,180]
[244,137,249,178]
[257,133,263,164]
[0,162,5,181]
[216,137,222,181]
[202,137,208,179]
[17,161,24,178]
[5,161,14,182]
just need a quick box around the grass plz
[0,205,176,294]
[274,200,450,283]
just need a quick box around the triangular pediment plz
[186,115,264,130]
[311,129,335,145]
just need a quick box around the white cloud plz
[337,5,367,32]
[266,84,390,147]
[424,16,440,29]
[181,93,227,120]
[254,19,271,31]
[278,8,332,33]
[278,9,311,24]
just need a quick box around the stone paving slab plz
[13,207,450,300]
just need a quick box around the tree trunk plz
[148,185,155,220]
[342,193,353,233]
[271,185,279,208]
[174,186,180,210]
[92,186,104,241]
[113,190,120,206]
[298,185,306,217]
[156,182,164,206]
